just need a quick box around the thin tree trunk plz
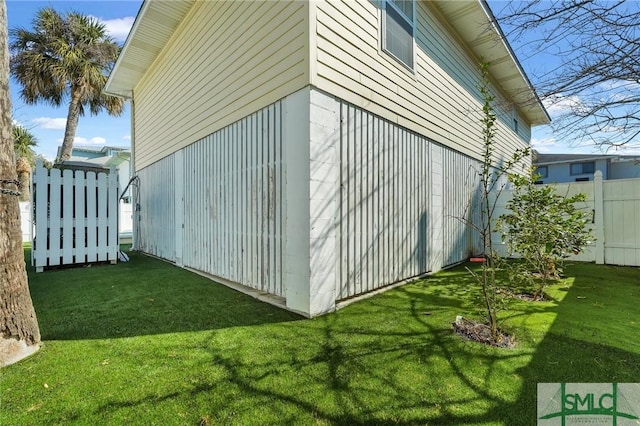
[57,89,82,163]
[0,0,41,367]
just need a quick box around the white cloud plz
[122,135,131,141]
[531,137,556,153]
[542,95,585,115]
[32,117,67,130]
[57,136,107,145]
[96,16,135,43]
[76,136,107,145]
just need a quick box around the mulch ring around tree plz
[452,316,516,348]
[497,288,547,302]
[513,293,545,302]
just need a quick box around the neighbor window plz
[383,0,414,69]
[570,161,595,175]
[535,165,548,179]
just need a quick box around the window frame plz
[570,161,595,175]
[382,0,416,70]
[535,165,548,179]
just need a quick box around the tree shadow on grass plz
[498,263,640,423]
[89,271,531,425]
[25,248,302,340]
[28,258,640,425]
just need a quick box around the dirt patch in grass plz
[513,292,546,302]
[498,288,547,302]
[452,316,516,348]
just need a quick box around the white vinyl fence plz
[493,171,640,267]
[31,161,120,272]
[19,201,31,242]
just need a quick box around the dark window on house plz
[513,118,519,134]
[535,165,548,179]
[575,177,590,182]
[570,161,595,175]
[383,0,414,69]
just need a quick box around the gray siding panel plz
[136,101,285,297]
[181,102,285,297]
[441,148,480,265]
[137,155,176,261]
[337,99,480,300]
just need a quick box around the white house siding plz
[133,87,485,314]
[441,148,482,265]
[133,0,308,170]
[308,90,341,314]
[309,90,478,302]
[181,102,285,297]
[313,0,530,167]
[136,155,176,261]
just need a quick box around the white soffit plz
[104,0,195,98]
[432,0,550,125]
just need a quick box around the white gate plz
[31,161,119,272]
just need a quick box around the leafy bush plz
[498,170,594,299]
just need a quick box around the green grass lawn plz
[2,250,639,425]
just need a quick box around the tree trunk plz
[57,88,82,163]
[16,157,30,202]
[0,0,41,367]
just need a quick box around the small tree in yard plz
[499,170,593,300]
[456,62,529,346]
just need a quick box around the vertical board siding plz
[137,155,176,261]
[32,162,119,271]
[338,103,473,299]
[180,101,285,296]
[338,100,481,299]
[441,149,481,265]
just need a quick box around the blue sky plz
[7,1,639,160]
[7,0,142,160]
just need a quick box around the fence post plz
[593,171,605,264]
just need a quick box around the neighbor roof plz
[105,0,549,126]
[535,153,640,165]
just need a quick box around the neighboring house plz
[534,153,640,184]
[104,0,549,317]
[56,145,133,238]
[58,145,132,200]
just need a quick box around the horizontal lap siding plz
[134,0,307,170]
[137,156,176,261]
[182,103,285,296]
[315,1,529,167]
[338,101,477,300]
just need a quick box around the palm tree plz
[12,124,37,201]
[1,0,41,367]
[9,7,124,163]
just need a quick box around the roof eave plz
[431,0,550,126]
[104,0,195,99]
